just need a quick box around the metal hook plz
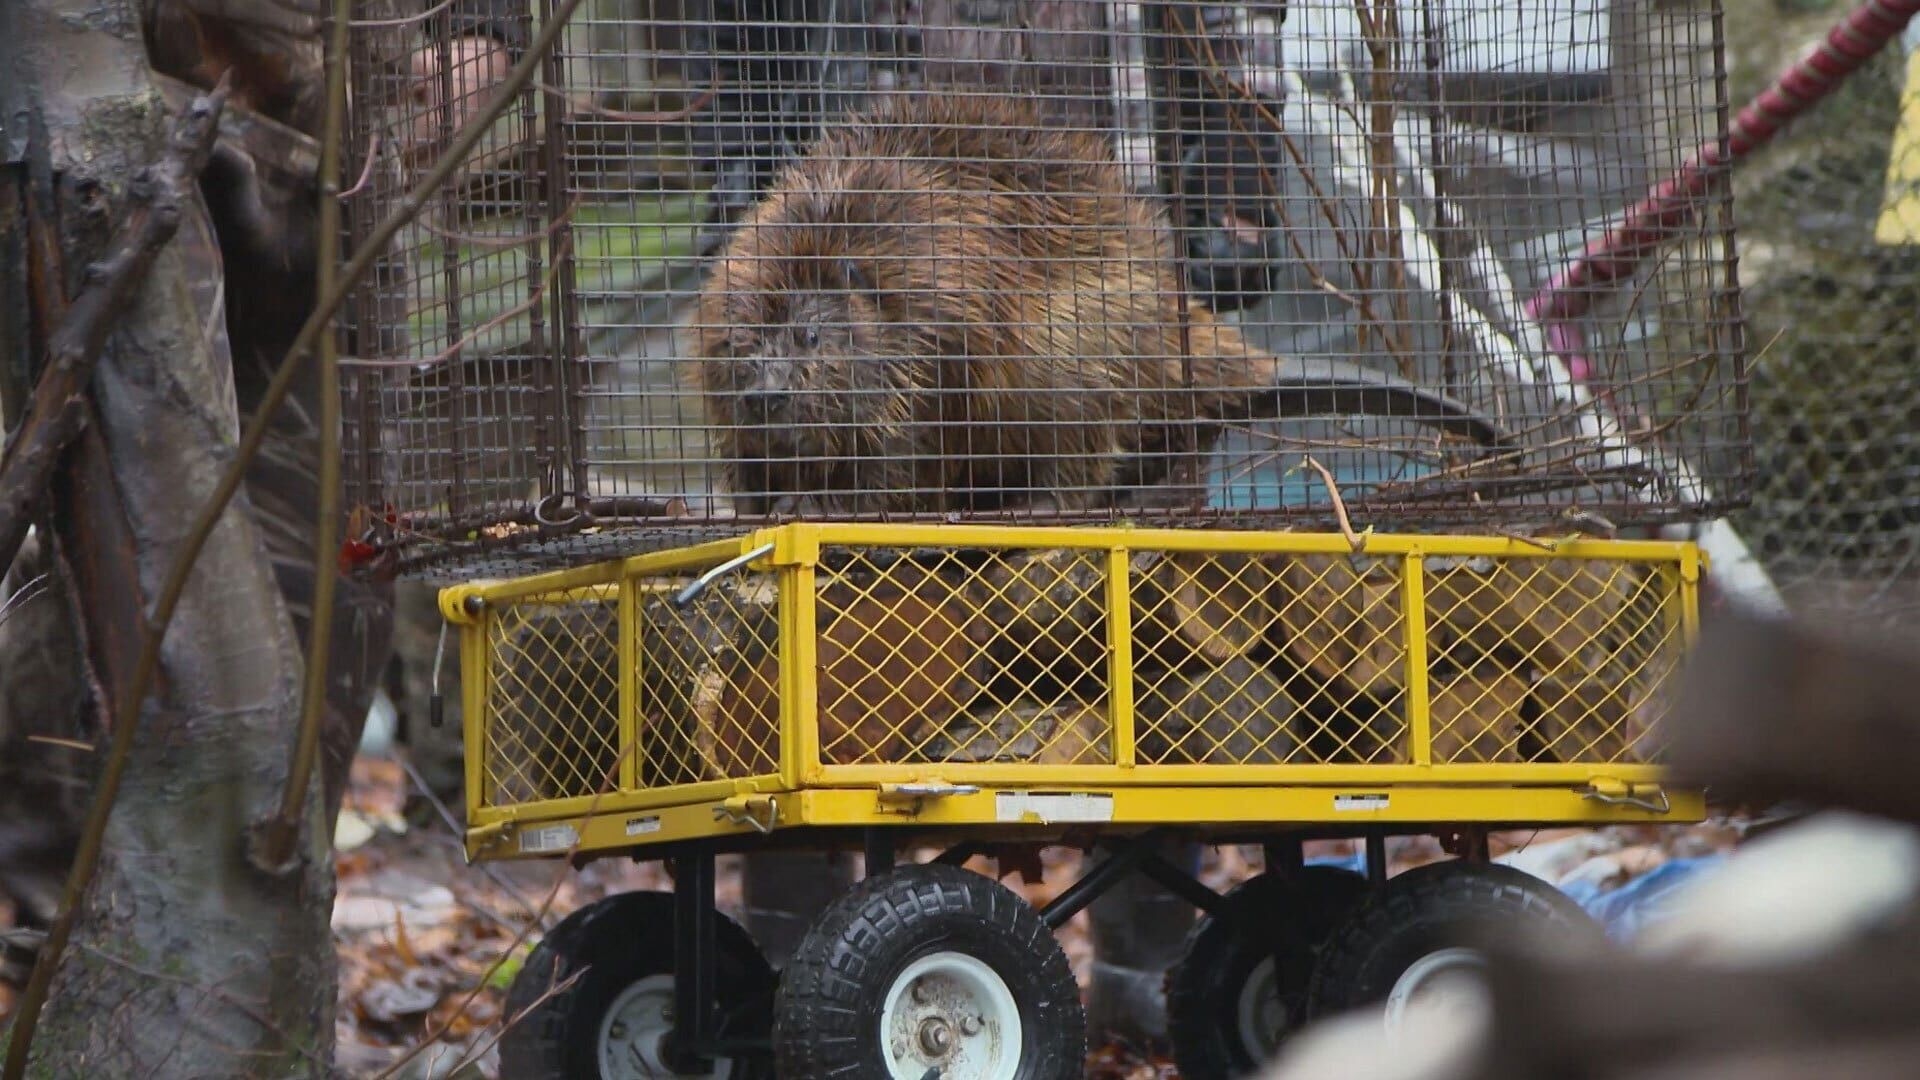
[532,491,586,528]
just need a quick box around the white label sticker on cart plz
[518,824,579,854]
[1334,794,1390,812]
[995,792,1114,824]
[624,816,661,837]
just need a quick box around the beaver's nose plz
[737,388,786,423]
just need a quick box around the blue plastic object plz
[1299,850,1728,942]
[1557,854,1728,940]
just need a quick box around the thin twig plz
[25,735,95,752]
[349,0,458,26]
[1352,0,1414,364]
[413,194,579,249]
[339,133,382,199]
[0,928,47,949]
[373,736,645,1080]
[250,0,351,875]
[1492,529,1559,552]
[437,967,586,1076]
[0,571,49,629]
[73,943,327,1071]
[2,0,599,1070]
[1178,39,1368,315]
[0,76,231,581]
[1177,28,1396,345]
[543,79,721,124]
[395,750,552,931]
[1302,456,1365,552]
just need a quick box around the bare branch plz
[248,0,351,877]
[438,967,587,1076]
[0,75,231,578]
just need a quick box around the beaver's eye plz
[800,324,821,349]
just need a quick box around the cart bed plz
[440,524,1704,860]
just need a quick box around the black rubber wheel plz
[1165,866,1371,1079]
[1305,859,1598,1025]
[773,862,1086,1079]
[499,890,776,1078]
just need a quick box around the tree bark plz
[1,0,333,1073]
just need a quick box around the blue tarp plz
[1555,854,1728,940]
[1302,851,1729,941]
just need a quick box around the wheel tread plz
[1164,866,1370,1080]
[498,890,774,1078]
[1306,859,1596,1020]
[773,863,1085,1079]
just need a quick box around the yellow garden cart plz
[439,522,1700,1078]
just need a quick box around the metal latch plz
[1579,777,1671,814]
[714,794,779,834]
[465,816,514,858]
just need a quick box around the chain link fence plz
[1725,5,1920,628]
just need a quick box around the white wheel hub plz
[879,951,1022,1080]
[1383,947,1488,1034]
[596,974,732,1079]
[1235,955,1288,1060]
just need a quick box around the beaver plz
[694,92,1498,517]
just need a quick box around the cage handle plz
[673,542,776,609]
[428,620,449,728]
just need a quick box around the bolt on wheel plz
[879,951,1023,1079]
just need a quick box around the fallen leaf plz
[360,968,443,1024]
[394,909,418,967]
[336,809,377,852]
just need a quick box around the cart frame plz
[440,522,1705,864]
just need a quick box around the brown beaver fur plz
[692,91,1299,517]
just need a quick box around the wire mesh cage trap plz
[339,0,1752,580]
[1726,14,1920,629]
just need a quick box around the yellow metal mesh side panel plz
[459,530,1695,798]
[635,573,783,784]
[1130,550,1408,764]
[809,548,1114,766]
[1422,557,1682,765]
[482,592,619,807]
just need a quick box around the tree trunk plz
[1,0,333,1073]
